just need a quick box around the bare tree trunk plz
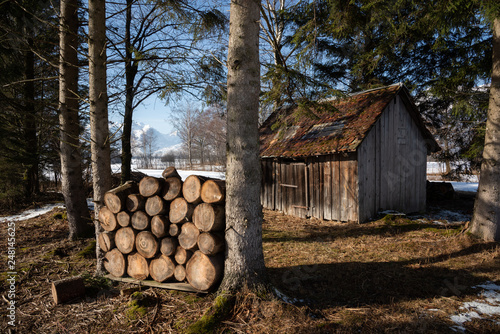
[89,0,112,274]
[59,0,92,240]
[219,0,266,292]
[471,17,500,241]
[121,0,138,183]
[24,36,38,198]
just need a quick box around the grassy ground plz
[1,193,500,333]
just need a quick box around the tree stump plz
[104,181,138,213]
[127,252,150,280]
[193,203,225,232]
[51,276,85,305]
[104,248,127,277]
[149,255,175,283]
[115,227,137,254]
[201,179,225,204]
[135,231,159,259]
[178,222,200,250]
[186,251,223,291]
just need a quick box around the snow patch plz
[0,203,65,223]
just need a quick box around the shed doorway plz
[277,161,309,218]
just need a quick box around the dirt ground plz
[1,192,500,333]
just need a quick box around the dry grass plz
[1,194,500,333]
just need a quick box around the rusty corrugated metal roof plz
[259,83,438,158]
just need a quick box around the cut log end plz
[178,222,200,251]
[104,248,127,277]
[149,255,175,283]
[115,227,137,254]
[193,203,225,232]
[182,175,206,204]
[186,251,223,291]
[162,177,183,201]
[139,176,164,197]
[200,179,225,204]
[127,253,150,280]
[99,206,118,232]
[135,231,159,259]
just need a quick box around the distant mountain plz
[131,121,182,156]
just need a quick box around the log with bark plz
[131,210,150,231]
[169,197,194,224]
[126,194,145,212]
[151,215,169,238]
[104,248,127,277]
[185,251,223,291]
[162,177,183,201]
[178,222,200,251]
[135,231,159,259]
[51,276,85,305]
[160,237,178,256]
[145,195,168,216]
[149,254,175,283]
[200,179,225,204]
[127,252,150,280]
[99,206,118,232]
[104,181,138,213]
[182,175,207,204]
[117,211,131,227]
[193,203,225,232]
[162,166,181,179]
[197,232,225,255]
[98,231,115,252]
[115,227,137,254]
[139,176,164,197]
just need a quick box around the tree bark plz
[89,0,112,275]
[220,0,266,292]
[51,276,85,305]
[59,0,93,240]
[471,17,500,241]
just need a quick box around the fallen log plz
[149,254,175,283]
[127,252,150,280]
[186,251,223,291]
[193,203,225,232]
[200,179,225,204]
[178,222,200,251]
[104,181,138,213]
[51,276,85,305]
[135,231,159,259]
[139,176,164,197]
[115,227,137,254]
[169,197,194,224]
[104,248,127,277]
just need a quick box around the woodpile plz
[101,167,226,291]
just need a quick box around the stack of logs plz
[99,167,225,291]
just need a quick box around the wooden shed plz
[259,83,440,223]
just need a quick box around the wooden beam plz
[104,274,207,293]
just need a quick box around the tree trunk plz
[127,252,150,280]
[149,255,175,282]
[59,0,92,240]
[115,227,137,254]
[151,215,170,238]
[169,197,195,224]
[131,211,151,230]
[24,36,38,199]
[51,276,85,305]
[104,248,127,277]
[178,222,200,251]
[127,194,146,212]
[182,175,206,204]
[201,179,225,204]
[220,0,266,292]
[471,17,500,241]
[160,237,178,256]
[139,176,165,197]
[186,251,224,291]
[121,0,138,184]
[135,231,159,259]
[89,0,112,275]
[162,177,183,201]
[104,181,138,213]
[145,195,168,216]
[193,203,225,232]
